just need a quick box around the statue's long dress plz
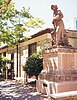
[56,19,66,45]
[53,10,66,45]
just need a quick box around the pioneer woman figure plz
[51,5,68,46]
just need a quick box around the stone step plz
[50,91,77,100]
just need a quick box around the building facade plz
[0,28,77,81]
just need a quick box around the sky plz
[12,0,77,34]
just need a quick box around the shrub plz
[23,53,43,79]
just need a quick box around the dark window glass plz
[28,42,37,57]
[3,52,6,57]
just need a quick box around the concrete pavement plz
[0,80,48,100]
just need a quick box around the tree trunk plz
[6,66,8,81]
[0,0,12,13]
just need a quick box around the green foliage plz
[20,7,33,18]
[23,53,43,78]
[25,17,45,28]
[0,56,11,69]
[0,1,44,47]
[2,56,11,63]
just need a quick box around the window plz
[76,20,77,30]
[28,42,37,57]
[0,53,2,56]
[3,52,6,57]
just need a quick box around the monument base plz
[36,47,77,96]
[36,80,77,95]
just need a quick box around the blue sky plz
[12,0,77,31]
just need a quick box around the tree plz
[0,0,44,46]
[0,0,11,13]
[0,55,11,80]
[23,53,43,79]
[0,0,44,77]
[0,56,9,69]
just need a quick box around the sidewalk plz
[0,80,48,100]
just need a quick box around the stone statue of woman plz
[51,5,68,46]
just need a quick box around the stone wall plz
[50,91,77,100]
[36,47,77,95]
[50,96,77,100]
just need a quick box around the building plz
[0,28,77,81]
[74,18,77,30]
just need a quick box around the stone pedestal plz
[36,47,77,96]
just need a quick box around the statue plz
[51,5,68,47]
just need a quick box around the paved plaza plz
[0,80,48,100]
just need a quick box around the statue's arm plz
[53,10,63,22]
